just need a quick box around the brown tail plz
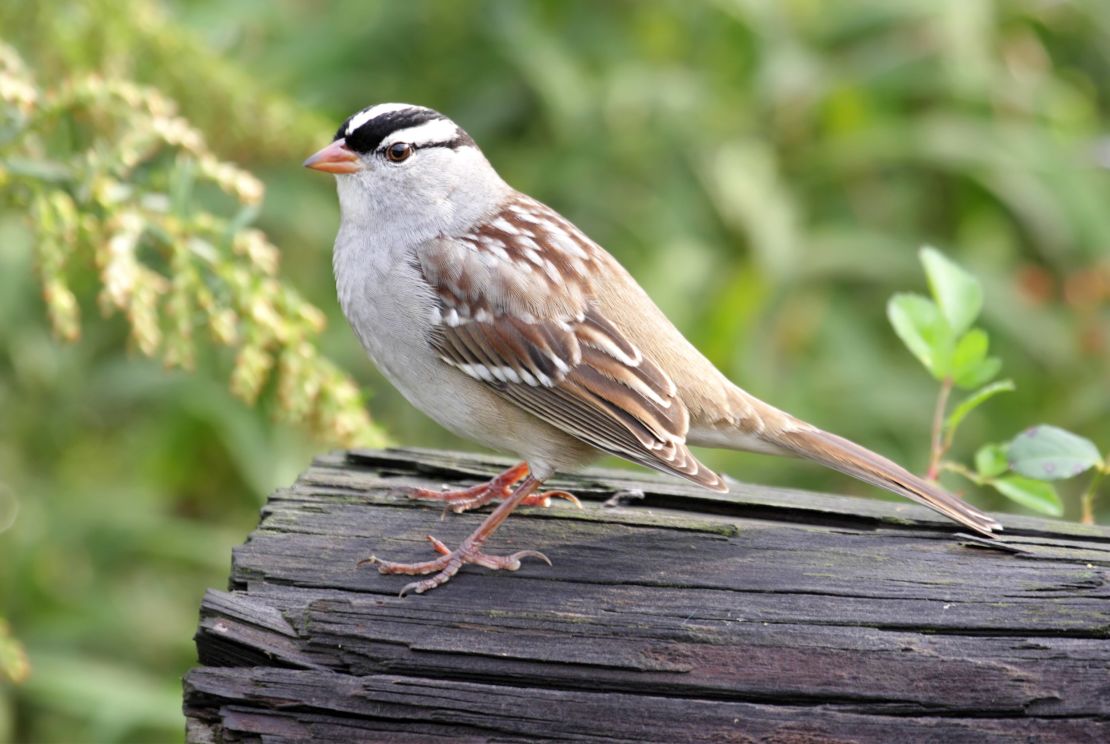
[773,426,1002,536]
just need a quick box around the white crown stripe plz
[381,119,462,150]
[344,103,412,135]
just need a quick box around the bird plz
[305,103,1001,595]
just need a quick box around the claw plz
[368,535,552,596]
[368,474,556,594]
[404,462,582,513]
[527,490,581,509]
[518,550,553,567]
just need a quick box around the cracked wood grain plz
[185,448,1110,743]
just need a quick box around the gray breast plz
[331,230,595,473]
[333,230,438,387]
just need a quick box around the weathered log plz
[184,448,1110,743]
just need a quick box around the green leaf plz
[956,357,1002,389]
[991,476,1063,517]
[946,379,1015,438]
[887,293,951,379]
[951,328,987,370]
[974,443,1010,479]
[950,329,1001,388]
[1007,425,1103,481]
[920,246,983,336]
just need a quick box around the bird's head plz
[305,103,508,240]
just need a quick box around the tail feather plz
[773,426,1002,536]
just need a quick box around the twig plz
[926,377,954,481]
[939,460,983,486]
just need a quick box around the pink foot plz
[405,462,581,513]
[362,534,551,596]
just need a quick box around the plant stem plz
[1080,467,1106,526]
[939,460,985,486]
[926,377,954,481]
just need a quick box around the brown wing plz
[417,194,726,491]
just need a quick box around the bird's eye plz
[385,142,413,163]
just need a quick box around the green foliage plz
[974,443,1010,480]
[921,247,983,339]
[990,475,1064,517]
[2,5,388,741]
[944,380,1015,442]
[887,247,1001,390]
[887,293,948,376]
[888,248,1012,481]
[1008,425,1104,481]
[0,43,384,449]
[890,249,1105,518]
[1,0,1109,741]
[956,424,1108,519]
[1006,425,1108,522]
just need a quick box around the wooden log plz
[184,448,1110,743]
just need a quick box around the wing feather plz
[417,195,726,492]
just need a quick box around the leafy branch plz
[889,247,1105,521]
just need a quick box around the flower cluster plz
[0,42,384,447]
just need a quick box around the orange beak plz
[303,140,362,174]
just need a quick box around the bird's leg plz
[404,461,580,513]
[366,475,551,595]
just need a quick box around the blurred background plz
[1,0,1108,740]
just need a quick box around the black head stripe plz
[442,130,476,150]
[338,107,441,152]
[337,106,474,154]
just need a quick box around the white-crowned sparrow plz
[305,103,1001,595]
